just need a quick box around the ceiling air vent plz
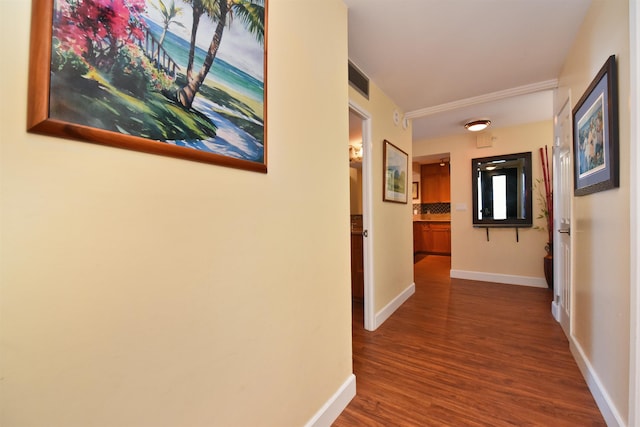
[348,61,369,99]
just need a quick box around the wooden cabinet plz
[420,224,431,252]
[420,163,450,203]
[413,222,423,253]
[429,223,451,254]
[413,222,451,255]
[351,232,364,300]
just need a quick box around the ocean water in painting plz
[48,0,265,164]
[144,19,265,162]
[145,20,263,105]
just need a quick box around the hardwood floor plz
[333,255,605,426]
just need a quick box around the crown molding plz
[405,79,558,119]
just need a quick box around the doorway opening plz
[348,109,364,316]
[348,103,374,330]
[412,155,452,265]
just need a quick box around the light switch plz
[455,203,467,211]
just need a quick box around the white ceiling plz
[343,0,592,141]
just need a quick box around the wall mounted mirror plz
[472,151,533,227]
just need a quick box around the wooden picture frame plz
[27,0,267,173]
[383,140,408,203]
[572,55,619,196]
[412,182,419,200]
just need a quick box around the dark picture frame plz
[383,140,408,204]
[471,151,533,228]
[27,0,267,173]
[412,181,419,200]
[572,55,619,196]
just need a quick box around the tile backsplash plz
[413,203,451,214]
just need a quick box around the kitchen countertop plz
[413,214,451,222]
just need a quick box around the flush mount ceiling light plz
[464,119,491,132]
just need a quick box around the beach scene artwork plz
[48,0,266,166]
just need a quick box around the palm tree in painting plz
[177,0,265,109]
[150,0,185,47]
[180,0,215,82]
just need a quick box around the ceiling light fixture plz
[349,142,363,163]
[464,119,491,132]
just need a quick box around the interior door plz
[554,99,572,337]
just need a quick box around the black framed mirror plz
[472,151,533,227]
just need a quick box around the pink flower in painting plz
[53,0,147,67]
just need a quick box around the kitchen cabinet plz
[413,221,451,255]
[420,163,450,203]
[413,222,423,253]
[428,222,451,254]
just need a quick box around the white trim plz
[450,269,547,288]
[570,338,625,427]
[374,282,415,329]
[405,80,558,119]
[628,0,640,424]
[349,100,375,332]
[304,374,356,427]
[551,300,560,322]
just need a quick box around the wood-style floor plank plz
[333,255,605,426]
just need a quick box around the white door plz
[553,99,572,337]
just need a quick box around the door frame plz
[349,100,375,331]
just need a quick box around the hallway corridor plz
[333,255,605,426]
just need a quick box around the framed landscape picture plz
[383,140,408,203]
[572,55,618,196]
[27,0,267,172]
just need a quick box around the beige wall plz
[557,0,631,422]
[349,84,414,315]
[414,121,552,281]
[0,1,353,426]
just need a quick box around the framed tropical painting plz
[27,0,267,172]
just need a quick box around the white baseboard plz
[450,269,547,288]
[304,374,356,427]
[570,338,626,427]
[551,300,560,322]
[304,282,415,425]
[374,282,416,329]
